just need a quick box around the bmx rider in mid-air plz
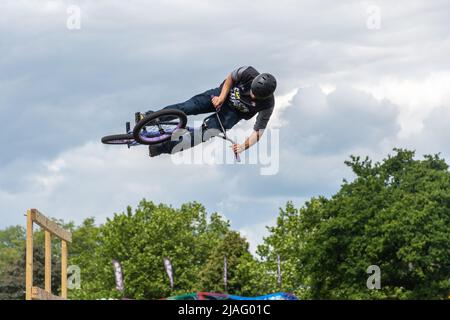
[145,66,277,157]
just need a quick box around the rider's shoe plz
[148,140,173,157]
[149,144,163,158]
[148,141,168,158]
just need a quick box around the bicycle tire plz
[133,109,187,145]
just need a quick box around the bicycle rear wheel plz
[101,133,135,145]
[133,109,187,145]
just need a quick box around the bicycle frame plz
[126,111,241,162]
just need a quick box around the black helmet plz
[251,73,277,99]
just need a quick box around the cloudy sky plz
[1,0,449,252]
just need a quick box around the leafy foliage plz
[0,229,62,299]
[259,149,450,299]
[1,149,448,299]
[69,200,261,299]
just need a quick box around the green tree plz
[0,235,62,300]
[70,200,240,299]
[0,218,77,299]
[198,231,258,295]
[257,201,309,295]
[234,253,276,296]
[260,149,450,299]
[68,217,102,299]
[0,226,25,280]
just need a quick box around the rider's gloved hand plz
[211,95,225,111]
[231,143,245,154]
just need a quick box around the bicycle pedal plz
[134,112,144,124]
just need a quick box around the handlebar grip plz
[235,152,241,162]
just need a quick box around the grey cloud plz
[201,86,401,204]
[1,0,450,249]
[2,0,449,167]
[281,86,401,155]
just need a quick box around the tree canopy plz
[0,149,448,299]
[259,149,450,299]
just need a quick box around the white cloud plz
[354,72,450,137]
[1,84,449,250]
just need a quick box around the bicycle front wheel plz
[133,109,187,145]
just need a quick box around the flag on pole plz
[163,257,174,289]
[224,256,228,292]
[277,254,282,288]
[112,259,124,292]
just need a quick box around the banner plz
[224,256,228,292]
[277,255,282,288]
[112,259,124,292]
[163,257,174,289]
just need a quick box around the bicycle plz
[101,109,241,162]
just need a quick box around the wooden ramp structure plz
[25,209,72,300]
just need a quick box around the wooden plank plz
[61,240,68,299]
[45,231,52,293]
[30,209,72,243]
[31,287,65,300]
[25,210,34,300]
